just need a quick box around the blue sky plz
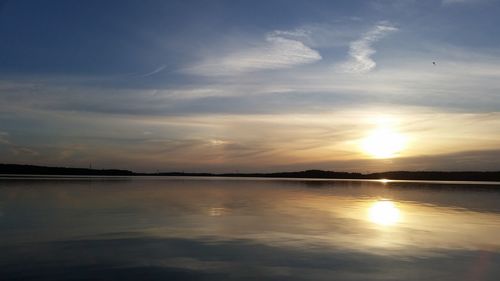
[1,0,500,172]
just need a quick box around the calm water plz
[1,177,500,281]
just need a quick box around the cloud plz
[11,146,39,156]
[3,50,500,117]
[269,21,364,49]
[442,0,481,4]
[0,131,39,157]
[0,131,10,145]
[137,65,167,77]
[337,23,398,74]
[184,33,321,76]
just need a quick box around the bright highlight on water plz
[368,200,401,226]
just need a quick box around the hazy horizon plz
[1,0,500,173]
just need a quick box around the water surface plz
[1,177,500,280]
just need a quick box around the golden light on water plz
[209,207,227,216]
[361,127,407,159]
[368,200,401,226]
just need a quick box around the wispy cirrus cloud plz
[0,131,39,156]
[442,0,482,5]
[184,33,321,76]
[137,65,167,77]
[0,131,10,145]
[336,23,398,74]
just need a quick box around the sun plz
[368,200,401,226]
[361,127,407,159]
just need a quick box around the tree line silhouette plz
[2,163,500,181]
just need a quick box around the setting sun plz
[361,127,407,159]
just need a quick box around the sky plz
[1,0,500,172]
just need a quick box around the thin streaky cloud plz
[337,23,398,74]
[442,0,482,5]
[0,131,10,144]
[0,131,39,156]
[137,65,167,77]
[184,33,321,76]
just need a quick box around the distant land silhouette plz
[0,164,134,176]
[2,163,500,182]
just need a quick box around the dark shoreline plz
[2,163,500,182]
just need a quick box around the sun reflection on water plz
[368,200,401,226]
[209,207,227,216]
[378,178,390,184]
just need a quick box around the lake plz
[1,176,500,280]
